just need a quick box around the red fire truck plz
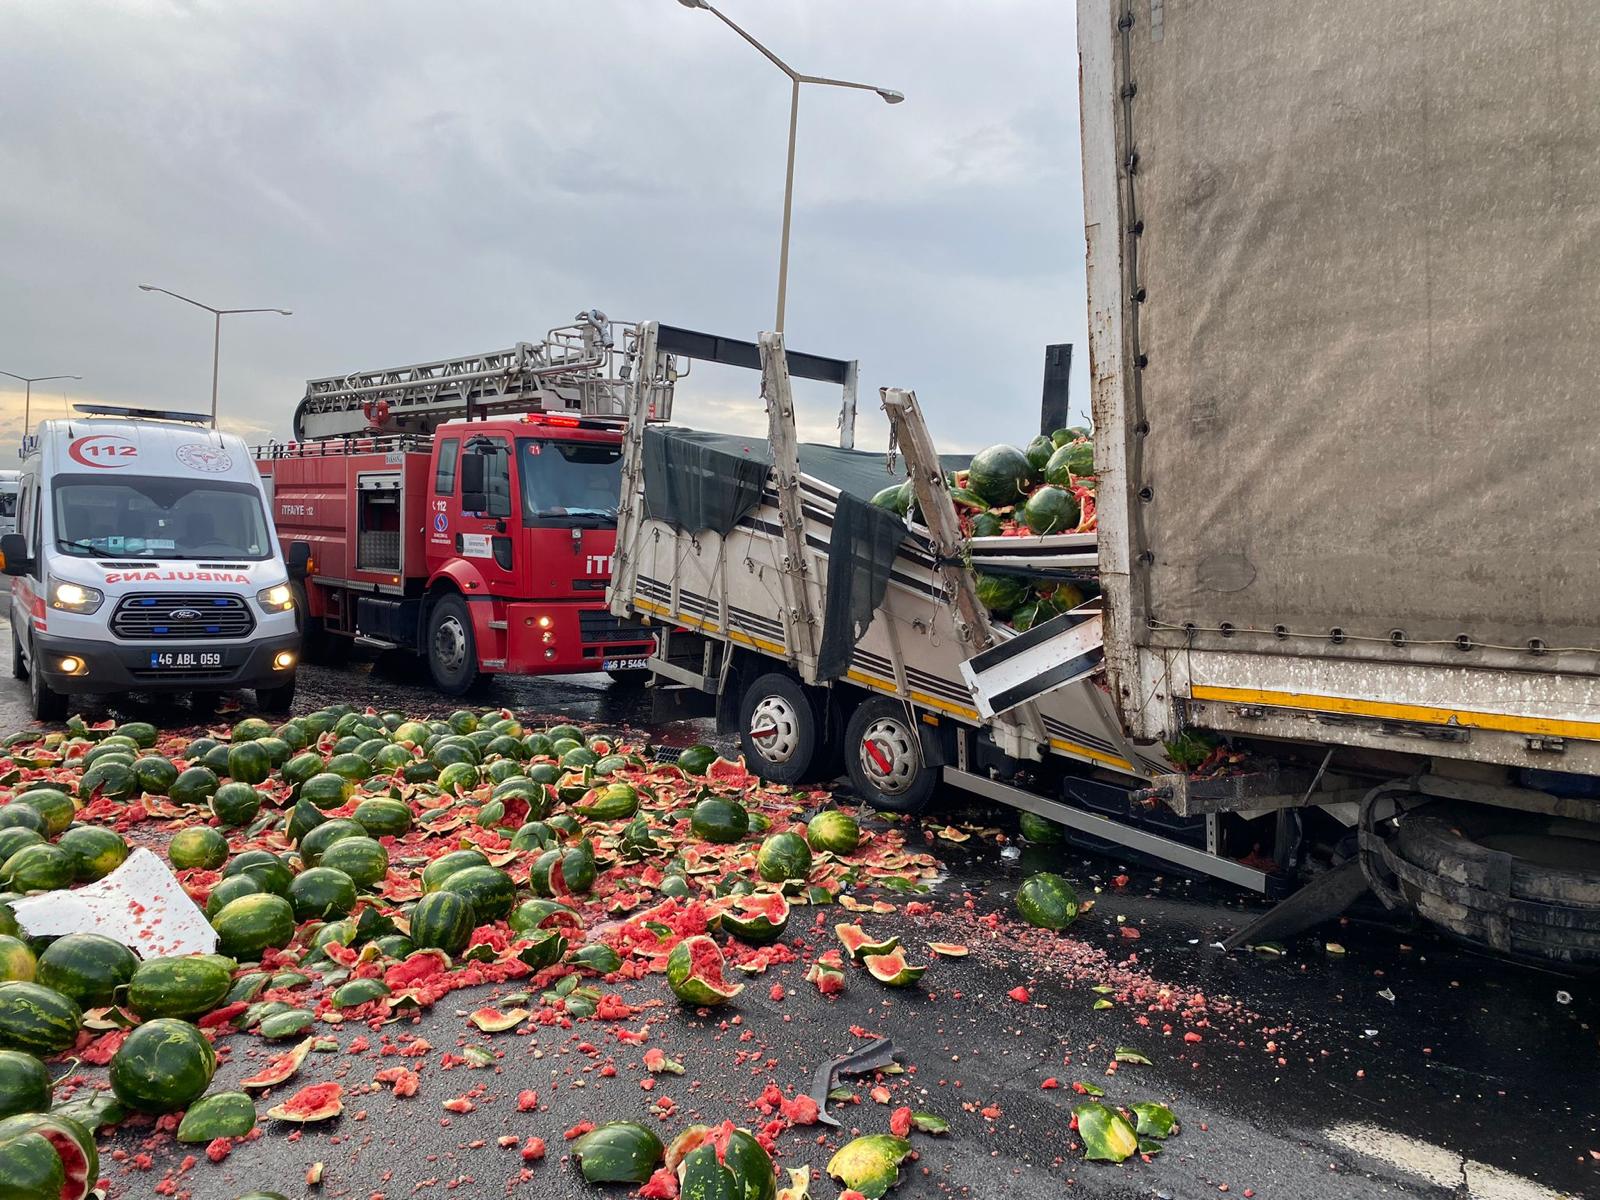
[255,314,862,696]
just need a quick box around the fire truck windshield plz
[518,439,621,527]
[52,475,273,560]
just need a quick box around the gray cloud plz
[0,0,1088,455]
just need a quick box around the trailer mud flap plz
[959,611,1103,720]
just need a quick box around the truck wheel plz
[845,697,936,814]
[738,673,817,786]
[28,646,66,723]
[256,678,297,715]
[11,624,26,681]
[426,594,480,696]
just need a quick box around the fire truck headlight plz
[536,615,553,629]
[543,648,556,660]
[257,583,295,612]
[49,576,103,614]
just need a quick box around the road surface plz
[0,606,1592,1200]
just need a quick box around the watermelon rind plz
[175,1090,257,1143]
[665,935,743,1006]
[827,1133,913,1199]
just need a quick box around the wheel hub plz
[433,615,468,673]
[749,694,801,765]
[859,717,918,795]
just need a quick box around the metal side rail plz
[944,767,1272,892]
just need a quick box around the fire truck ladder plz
[291,310,677,441]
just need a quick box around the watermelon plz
[11,791,75,837]
[974,572,1030,615]
[530,846,595,898]
[690,798,749,844]
[175,1090,257,1143]
[0,807,44,835]
[109,1017,216,1113]
[211,782,263,827]
[409,891,475,954]
[927,942,970,958]
[967,444,1034,507]
[1016,872,1079,930]
[719,892,791,945]
[34,934,137,1008]
[168,827,229,872]
[319,837,389,889]
[439,865,515,922]
[560,746,598,770]
[754,832,811,883]
[231,717,273,742]
[510,822,555,852]
[0,981,82,1055]
[828,1133,913,1199]
[863,947,926,987]
[204,873,263,918]
[806,810,860,854]
[200,743,233,775]
[1024,434,1056,471]
[669,1122,775,1200]
[330,978,389,1009]
[1021,485,1080,535]
[352,798,411,838]
[126,955,233,1020]
[3,844,75,893]
[0,936,34,983]
[835,924,900,964]
[571,1122,665,1185]
[0,830,44,868]
[274,721,310,750]
[301,772,354,811]
[544,723,581,743]
[574,782,639,820]
[281,751,325,787]
[0,1130,67,1200]
[1018,811,1064,844]
[288,867,358,921]
[969,510,1005,537]
[0,1110,98,1200]
[298,818,365,866]
[76,760,138,804]
[436,761,479,794]
[266,1080,343,1123]
[421,850,489,893]
[325,752,372,783]
[116,721,159,748]
[133,755,180,795]
[223,850,293,896]
[168,766,221,807]
[54,826,129,884]
[871,481,913,516]
[393,721,429,746]
[665,935,743,1006]
[226,741,271,785]
[676,745,717,776]
[211,893,297,960]
[0,1049,51,1120]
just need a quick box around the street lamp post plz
[677,0,903,332]
[137,285,292,428]
[0,371,82,458]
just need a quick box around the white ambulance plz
[1,406,303,720]
[0,472,20,538]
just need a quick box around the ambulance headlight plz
[49,575,103,614]
[257,583,295,612]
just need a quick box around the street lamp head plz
[137,284,156,292]
[876,88,905,104]
[275,310,294,317]
[676,0,707,8]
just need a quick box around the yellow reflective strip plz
[633,598,787,657]
[844,669,980,721]
[1048,737,1134,771]
[1190,684,1600,742]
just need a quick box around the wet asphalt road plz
[0,605,1595,1200]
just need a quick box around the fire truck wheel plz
[426,593,481,696]
[11,625,27,681]
[845,697,936,814]
[738,673,818,787]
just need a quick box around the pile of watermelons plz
[0,703,932,1198]
[872,426,1098,629]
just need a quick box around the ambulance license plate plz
[603,657,649,672]
[148,650,223,670]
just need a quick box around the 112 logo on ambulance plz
[68,436,138,468]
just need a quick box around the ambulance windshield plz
[53,475,273,560]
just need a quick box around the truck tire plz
[256,678,297,715]
[28,642,66,723]
[426,593,480,697]
[738,673,817,786]
[845,696,937,815]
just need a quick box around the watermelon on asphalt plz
[0,1049,51,1120]
[676,745,717,776]
[0,981,82,1055]
[438,865,515,922]
[0,936,36,983]
[319,837,389,890]
[288,867,358,921]
[211,893,297,960]
[719,892,791,945]
[409,891,476,955]
[665,935,743,1006]
[204,873,263,919]
[126,955,233,1020]
[12,790,75,836]
[175,1090,257,1143]
[169,767,220,807]
[1016,872,1079,930]
[3,844,76,893]
[806,810,860,854]
[55,826,128,882]
[211,782,263,827]
[168,827,229,872]
[34,934,138,1008]
[109,1018,216,1113]
[690,798,749,844]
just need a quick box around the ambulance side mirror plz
[0,534,29,577]
[286,541,311,579]
[460,453,488,513]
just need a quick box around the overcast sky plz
[0,0,1088,456]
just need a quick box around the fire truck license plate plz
[148,651,223,670]
[603,657,649,672]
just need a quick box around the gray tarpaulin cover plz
[643,427,958,679]
[1101,1,1600,664]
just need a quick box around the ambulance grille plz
[111,594,255,640]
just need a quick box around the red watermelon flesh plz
[706,758,751,786]
[267,1081,344,1123]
